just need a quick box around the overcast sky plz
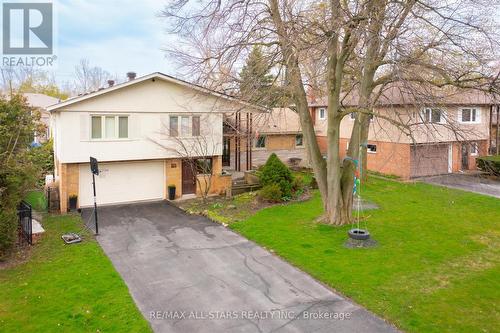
[56,0,174,83]
[48,1,500,85]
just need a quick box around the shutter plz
[80,114,89,141]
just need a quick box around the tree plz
[239,46,277,106]
[73,59,112,94]
[0,95,41,258]
[162,0,499,225]
[0,67,69,99]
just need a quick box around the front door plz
[222,137,231,167]
[182,160,196,195]
[461,143,469,170]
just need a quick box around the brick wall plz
[165,159,182,199]
[58,163,79,212]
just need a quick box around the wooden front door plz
[182,160,196,194]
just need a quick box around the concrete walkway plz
[421,173,500,198]
[83,202,398,333]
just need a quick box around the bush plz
[477,155,500,177]
[259,153,294,197]
[259,184,282,202]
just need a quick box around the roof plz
[309,83,497,108]
[254,108,302,134]
[21,93,60,109]
[47,72,267,112]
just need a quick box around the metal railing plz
[18,201,32,245]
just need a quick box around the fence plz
[18,201,32,245]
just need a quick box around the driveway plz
[83,201,398,333]
[421,173,500,198]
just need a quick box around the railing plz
[18,201,32,245]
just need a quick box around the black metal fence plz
[18,201,32,245]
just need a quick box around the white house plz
[48,72,263,212]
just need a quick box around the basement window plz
[367,144,377,153]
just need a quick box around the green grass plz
[231,178,500,333]
[0,214,151,333]
[24,190,47,211]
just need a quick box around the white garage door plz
[79,160,165,207]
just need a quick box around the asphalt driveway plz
[421,173,500,198]
[83,201,398,333]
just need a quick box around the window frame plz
[169,114,202,138]
[295,134,304,147]
[367,144,377,154]
[420,108,445,124]
[90,114,129,140]
[470,142,479,156]
[255,135,267,148]
[318,108,326,120]
[459,107,481,124]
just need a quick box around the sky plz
[55,0,175,84]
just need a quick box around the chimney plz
[107,79,115,87]
[126,72,137,81]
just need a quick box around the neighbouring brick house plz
[48,72,263,212]
[222,107,307,171]
[490,106,500,154]
[310,85,495,179]
[22,93,60,144]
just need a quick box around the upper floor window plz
[255,135,266,148]
[91,115,128,139]
[295,134,303,147]
[420,108,444,124]
[318,108,326,120]
[170,115,201,137]
[460,108,480,123]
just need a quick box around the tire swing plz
[345,140,376,248]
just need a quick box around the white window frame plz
[90,114,129,140]
[420,107,446,124]
[470,142,479,156]
[318,108,326,120]
[169,114,201,138]
[459,107,481,124]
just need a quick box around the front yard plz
[227,178,500,332]
[0,214,151,332]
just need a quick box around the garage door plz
[410,144,450,178]
[79,160,165,207]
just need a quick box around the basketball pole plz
[92,172,99,235]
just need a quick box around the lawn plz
[230,178,500,333]
[0,214,151,332]
[24,190,47,211]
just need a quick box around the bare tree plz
[73,59,112,94]
[161,0,499,225]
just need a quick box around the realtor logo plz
[2,2,53,54]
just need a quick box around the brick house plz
[310,85,494,178]
[22,93,60,144]
[48,72,263,212]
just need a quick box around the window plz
[367,144,377,153]
[350,112,356,120]
[460,108,480,123]
[318,108,326,120]
[195,158,213,174]
[470,142,479,156]
[91,115,129,140]
[192,116,200,136]
[170,115,201,137]
[255,135,266,148]
[181,116,190,136]
[91,116,102,139]
[169,116,179,137]
[118,116,128,138]
[295,134,303,147]
[420,108,444,123]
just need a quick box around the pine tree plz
[239,46,277,106]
